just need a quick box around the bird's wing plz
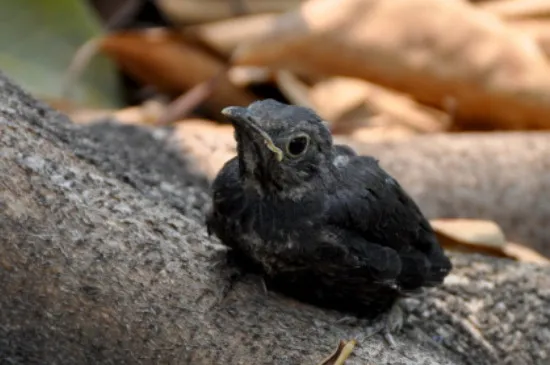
[333,144,357,157]
[206,157,243,242]
[326,155,452,290]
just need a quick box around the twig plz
[156,67,229,125]
[61,0,143,100]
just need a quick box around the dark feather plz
[326,155,452,290]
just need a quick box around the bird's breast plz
[230,194,325,271]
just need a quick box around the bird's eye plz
[286,134,310,157]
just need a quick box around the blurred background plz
[1,0,549,262]
[6,1,550,132]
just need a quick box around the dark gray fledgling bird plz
[206,99,452,344]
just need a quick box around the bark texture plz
[1,72,549,365]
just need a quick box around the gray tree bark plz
[1,72,549,365]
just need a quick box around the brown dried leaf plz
[158,0,301,24]
[232,0,550,130]
[480,0,550,19]
[508,19,550,57]
[113,100,168,125]
[184,13,281,56]
[503,242,550,264]
[43,98,101,123]
[45,98,120,126]
[157,69,228,125]
[431,219,549,264]
[64,108,115,125]
[431,219,507,248]
[317,340,346,365]
[172,119,236,179]
[309,77,449,136]
[275,70,316,109]
[100,28,255,115]
[55,99,168,126]
[310,78,370,124]
[317,340,356,365]
[228,66,274,86]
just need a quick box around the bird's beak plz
[222,106,284,162]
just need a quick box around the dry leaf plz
[431,219,507,248]
[480,0,550,19]
[64,108,115,125]
[44,98,119,125]
[158,0,301,24]
[503,242,550,264]
[431,218,549,264]
[172,119,236,179]
[310,77,449,136]
[228,66,274,86]
[53,98,168,126]
[43,98,109,123]
[232,0,550,130]
[317,340,356,365]
[157,69,229,125]
[113,100,168,125]
[310,78,370,124]
[184,13,281,56]
[100,28,255,115]
[275,70,316,109]
[508,19,550,57]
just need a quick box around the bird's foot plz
[210,269,269,311]
[226,270,269,297]
[335,302,404,348]
[334,316,362,326]
[219,251,269,297]
[380,303,404,348]
[253,275,269,296]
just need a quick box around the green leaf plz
[0,0,122,108]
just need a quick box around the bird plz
[206,99,452,346]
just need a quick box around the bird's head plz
[222,99,334,195]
